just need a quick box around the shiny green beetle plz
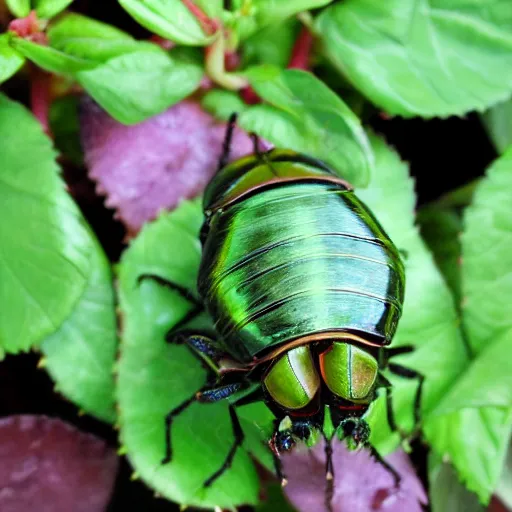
[140,115,424,501]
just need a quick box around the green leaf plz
[41,233,117,423]
[254,0,331,28]
[426,408,512,504]
[239,66,373,187]
[482,98,512,155]
[421,149,512,504]
[461,147,512,353]
[117,199,273,509]
[75,49,203,125]
[242,18,299,68]
[429,331,512,416]
[48,13,156,62]
[316,1,512,118]
[0,34,25,83]
[118,0,214,46]
[354,133,468,454]
[6,0,30,17]
[0,93,92,352]
[12,37,97,74]
[201,89,248,121]
[428,452,484,512]
[417,206,463,304]
[35,0,74,18]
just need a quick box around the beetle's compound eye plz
[275,430,296,452]
[319,342,378,403]
[264,346,320,410]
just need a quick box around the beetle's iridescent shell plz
[198,150,405,363]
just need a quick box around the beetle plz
[139,113,424,505]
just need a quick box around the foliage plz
[0,0,511,510]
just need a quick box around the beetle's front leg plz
[382,345,425,429]
[166,331,227,362]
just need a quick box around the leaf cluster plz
[0,1,512,511]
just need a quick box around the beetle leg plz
[377,374,408,439]
[200,385,268,488]
[382,345,425,427]
[167,332,225,360]
[137,273,202,308]
[203,404,245,488]
[365,442,401,489]
[196,381,249,402]
[161,379,215,465]
[387,363,425,427]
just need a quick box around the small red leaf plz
[79,96,254,235]
[0,415,119,512]
[281,440,427,512]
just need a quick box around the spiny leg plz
[162,380,214,464]
[378,374,407,438]
[388,362,425,426]
[383,345,425,427]
[138,273,207,340]
[203,404,245,488]
[161,368,251,468]
[365,442,401,488]
[137,274,202,308]
[385,345,424,423]
[200,385,265,488]
[217,112,238,172]
[167,332,227,362]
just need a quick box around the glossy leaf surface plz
[317,1,512,117]
[0,93,91,352]
[118,0,214,46]
[76,49,203,124]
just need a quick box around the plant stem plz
[288,26,314,70]
[30,65,52,137]
[181,0,219,35]
[206,32,248,90]
[240,24,315,105]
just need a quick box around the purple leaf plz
[0,415,119,512]
[281,440,427,512]
[79,96,254,234]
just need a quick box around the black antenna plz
[217,112,238,172]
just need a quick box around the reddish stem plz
[239,26,315,105]
[181,0,219,36]
[30,66,52,137]
[240,86,261,105]
[287,26,314,70]
[149,34,175,50]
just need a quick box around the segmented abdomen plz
[198,182,405,363]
